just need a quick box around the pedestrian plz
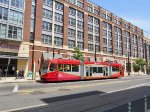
[20,69,24,79]
[16,69,19,79]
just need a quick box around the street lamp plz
[128,52,130,76]
[53,47,55,59]
[95,44,97,62]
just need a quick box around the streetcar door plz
[86,67,92,76]
[103,67,108,76]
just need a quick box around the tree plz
[146,62,150,74]
[72,47,84,61]
[133,58,146,74]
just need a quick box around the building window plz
[31,5,35,16]
[103,38,107,45]
[95,27,99,34]
[102,13,106,19]
[88,34,93,42]
[43,9,52,19]
[107,15,111,21]
[69,18,76,26]
[95,36,100,43]
[68,28,76,37]
[69,7,76,16]
[30,32,34,43]
[30,19,34,29]
[77,10,83,19]
[77,20,83,29]
[87,6,92,12]
[94,9,99,15]
[113,18,117,24]
[32,0,35,4]
[68,40,75,48]
[43,0,52,7]
[8,25,22,40]
[42,21,52,31]
[77,1,83,8]
[55,13,63,22]
[102,22,107,29]
[0,7,8,21]
[88,44,93,51]
[77,31,83,40]
[0,0,9,4]
[54,37,63,47]
[0,23,6,38]
[102,29,107,37]
[68,0,76,4]
[41,34,52,45]
[55,1,63,11]
[77,41,83,50]
[108,24,112,31]
[96,45,100,52]
[88,15,93,23]
[9,10,23,25]
[94,18,99,25]
[88,24,93,32]
[11,0,24,9]
[103,47,107,53]
[54,24,63,34]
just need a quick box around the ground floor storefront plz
[0,41,29,78]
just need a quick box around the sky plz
[91,0,150,35]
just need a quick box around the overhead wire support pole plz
[32,0,37,80]
[95,44,97,62]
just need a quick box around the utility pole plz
[32,0,37,80]
[53,47,55,59]
[95,44,97,62]
[128,52,130,76]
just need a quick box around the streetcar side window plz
[72,65,79,72]
[49,64,57,71]
[58,64,63,71]
[64,64,71,72]
[93,67,103,73]
[41,61,48,73]
[112,67,119,72]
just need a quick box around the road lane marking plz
[99,82,150,96]
[13,85,18,93]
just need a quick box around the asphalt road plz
[0,75,150,112]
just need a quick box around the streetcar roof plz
[48,59,122,67]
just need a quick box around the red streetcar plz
[40,59,124,82]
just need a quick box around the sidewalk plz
[0,77,36,84]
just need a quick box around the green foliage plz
[133,58,146,72]
[147,62,150,73]
[72,47,84,61]
[133,63,140,72]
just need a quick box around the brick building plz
[0,0,150,77]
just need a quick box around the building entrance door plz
[0,58,17,77]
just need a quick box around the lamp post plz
[128,52,130,76]
[53,47,55,59]
[95,44,97,62]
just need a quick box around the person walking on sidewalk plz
[16,69,19,79]
[20,69,24,79]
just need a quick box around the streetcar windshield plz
[41,61,48,74]
[49,64,57,71]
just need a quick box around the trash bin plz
[28,71,33,78]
